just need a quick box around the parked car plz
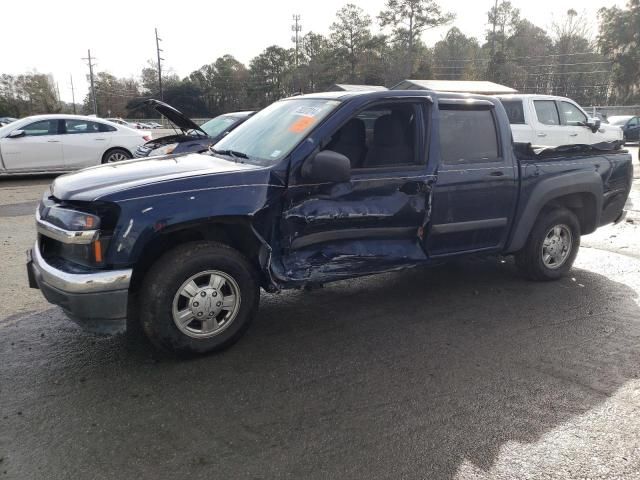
[0,117,17,127]
[133,99,254,157]
[0,114,150,174]
[146,121,163,129]
[497,94,623,147]
[608,115,640,143]
[27,90,632,355]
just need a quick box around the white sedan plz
[0,114,151,175]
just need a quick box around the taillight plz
[143,135,151,142]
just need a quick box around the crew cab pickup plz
[497,94,624,147]
[27,90,633,355]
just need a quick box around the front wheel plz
[140,241,260,355]
[515,208,581,281]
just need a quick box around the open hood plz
[142,99,206,135]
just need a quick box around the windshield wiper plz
[210,148,249,160]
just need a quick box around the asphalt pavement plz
[1,150,639,479]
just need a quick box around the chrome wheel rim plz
[542,224,572,269]
[171,270,241,338]
[107,152,128,162]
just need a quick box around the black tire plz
[102,148,132,164]
[515,208,581,281]
[140,241,260,355]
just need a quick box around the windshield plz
[608,116,632,126]
[200,115,239,138]
[212,98,340,166]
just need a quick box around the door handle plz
[569,133,578,137]
[47,140,60,143]
[537,133,547,137]
[486,171,505,177]
[95,138,106,141]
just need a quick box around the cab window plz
[439,108,500,165]
[534,100,560,126]
[324,102,420,169]
[499,99,525,124]
[559,101,587,126]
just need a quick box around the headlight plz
[44,206,100,231]
[149,143,178,156]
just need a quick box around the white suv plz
[497,94,623,147]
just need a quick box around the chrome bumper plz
[28,241,132,334]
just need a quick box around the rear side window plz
[499,99,525,124]
[439,109,500,165]
[534,100,560,126]
[628,117,638,127]
[98,122,117,132]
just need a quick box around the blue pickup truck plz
[27,90,633,355]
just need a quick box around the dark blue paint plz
[48,90,633,290]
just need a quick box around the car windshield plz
[200,116,239,138]
[212,98,341,166]
[608,116,632,126]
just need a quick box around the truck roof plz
[285,89,500,104]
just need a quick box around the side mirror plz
[585,117,601,133]
[7,130,25,139]
[301,150,351,184]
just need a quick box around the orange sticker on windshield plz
[289,116,316,133]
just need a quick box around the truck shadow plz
[3,257,639,479]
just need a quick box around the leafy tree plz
[299,32,336,92]
[140,60,180,97]
[551,9,605,104]
[190,55,249,115]
[84,72,140,117]
[485,0,520,82]
[330,4,373,82]
[0,73,59,117]
[247,46,295,107]
[598,0,640,103]
[432,27,481,80]
[378,0,454,77]
[506,20,553,93]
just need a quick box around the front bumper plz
[27,241,132,334]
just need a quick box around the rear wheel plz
[102,148,132,164]
[140,241,260,355]
[515,208,580,281]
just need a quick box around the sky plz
[0,0,627,103]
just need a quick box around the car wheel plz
[102,148,132,164]
[515,208,581,281]
[140,241,260,355]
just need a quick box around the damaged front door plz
[279,99,432,285]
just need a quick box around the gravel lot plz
[0,148,639,479]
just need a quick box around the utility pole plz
[69,75,77,114]
[291,14,302,93]
[291,14,301,68]
[56,82,61,107]
[155,28,164,100]
[82,49,98,115]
